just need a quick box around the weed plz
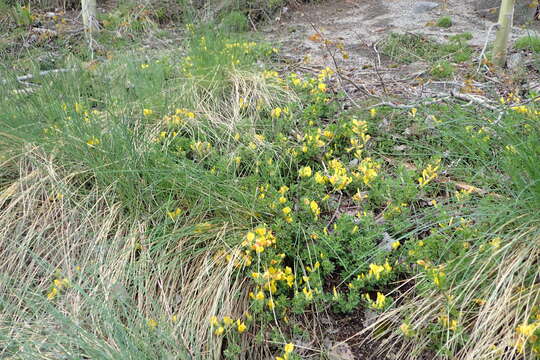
[436,16,452,28]
[515,35,540,53]
[382,33,472,64]
[430,60,455,79]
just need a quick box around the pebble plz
[412,1,440,14]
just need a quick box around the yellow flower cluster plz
[210,315,247,335]
[418,159,441,188]
[363,291,387,310]
[327,159,353,190]
[47,277,69,300]
[275,342,295,360]
[86,136,100,147]
[163,108,195,125]
[299,166,312,178]
[271,107,290,118]
[167,208,181,220]
[354,260,393,284]
[190,141,212,156]
[438,315,458,331]
[252,264,295,295]
[298,132,326,153]
[242,226,276,253]
[353,158,380,186]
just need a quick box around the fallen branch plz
[450,89,499,111]
[1,68,72,85]
[309,23,373,106]
[367,96,450,110]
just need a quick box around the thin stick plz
[1,68,72,85]
[477,23,499,73]
[309,23,372,107]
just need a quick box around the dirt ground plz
[263,0,540,101]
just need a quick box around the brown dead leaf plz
[308,33,322,42]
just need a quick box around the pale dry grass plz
[0,148,251,358]
[349,221,540,360]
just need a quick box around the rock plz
[507,52,524,69]
[327,343,355,360]
[379,232,396,252]
[364,309,379,327]
[412,1,440,14]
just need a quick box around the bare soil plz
[263,0,540,101]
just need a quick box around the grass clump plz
[430,60,455,79]
[382,33,473,64]
[514,35,540,53]
[436,15,452,28]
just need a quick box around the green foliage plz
[514,35,540,53]
[436,16,452,28]
[430,60,454,79]
[220,10,249,33]
[382,33,472,64]
[10,3,33,26]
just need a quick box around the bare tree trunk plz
[492,0,515,67]
[81,0,99,34]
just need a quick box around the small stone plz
[328,343,355,360]
[379,232,396,252]
[413,1,440,14]
[507,52,524,70]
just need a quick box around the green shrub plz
[430,60,454,79]
[514,35,540,53]
[436,16,452,28]
[220,10,249,33]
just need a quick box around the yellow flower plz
[278,196,287,204]
[267,299,275,310]
[223,316,234,326]
[284,343,295,353]
[391,241,401,250]
[271,107,282,118]
[310,200,320,218]
[299,166,312,177]
[303,287,313,300]
[255,290,265,300]
[46,287,58,300]
[368,263,385,280]
[400,323,413,337]
[147,319,158,328]
[490,237,502,249]
[210,316,219,326]
[141,63,149,69]
[314,172,327,184]
[282,207,292,215]
[86,136,100,147]
[433,271,446,288]
[370,108,377,118]
[318,82,327,92]
[278,186,289,194]
[143,109,153,116]
[516,322,538,338]
[410,107,417,117]
[237,320,247,333]
[214,326,224,335]
[167,208,182,220]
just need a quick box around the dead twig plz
[1,68,72,85]
[372,41,388,94]
[450,89,498,111]
[309,23,373,106]
[477,23,499,73]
